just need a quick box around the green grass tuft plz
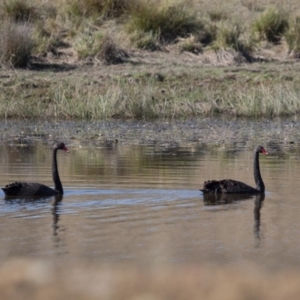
[130,30,160,50]
[97,37,127,64]
[209,22,254,59]
[252,7,289,43]
[127,0,203,44]
[212,23,242,50]
[65,0,131,19]
[240,0,264,12]
[1,0,37,22]
[0,21,34,67]
[208,10,228,22]
[177,35,202,54]
[285,17,300,58]
[74,28,104,59]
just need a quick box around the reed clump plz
[126,0,203,45]
[64,0,130,19]
[1,0,37,22]
[0,21,34,67]
[252,7,289,43]
[285,17,300,58]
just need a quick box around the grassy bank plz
[1,59,300,119]
[1,0,300,119]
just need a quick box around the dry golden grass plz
[1,0,300,66]
[1,259,300,300]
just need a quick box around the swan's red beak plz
[262,148,268,155]
[63,146,69,153]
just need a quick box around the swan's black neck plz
[52,148,63,194]
[254,151,265,193]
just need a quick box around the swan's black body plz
[200,146,268,194]
[2,142,69,197]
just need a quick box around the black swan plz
[2,142,69,197]
[200,145,268,194]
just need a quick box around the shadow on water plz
[202,193,255,205]
[4,194,56,202]
[3,191,60,204]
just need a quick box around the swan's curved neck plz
[52,148,63,194]
[254,152,265,192]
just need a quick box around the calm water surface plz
[0,142,300,269]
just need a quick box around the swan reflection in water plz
[4,193,67,255]
[4,193,64,238]
[52,194,63,237]
[253,193,265,247]
[203,193,265,247]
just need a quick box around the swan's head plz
[255,145,268,155]
[54,142,69,153]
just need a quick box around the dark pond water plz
[0,137,300,270]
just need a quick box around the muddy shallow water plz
[2,117,300,150]
[1,118,300,270]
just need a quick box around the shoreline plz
[1,117,300,152]
[1,53,300,119]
